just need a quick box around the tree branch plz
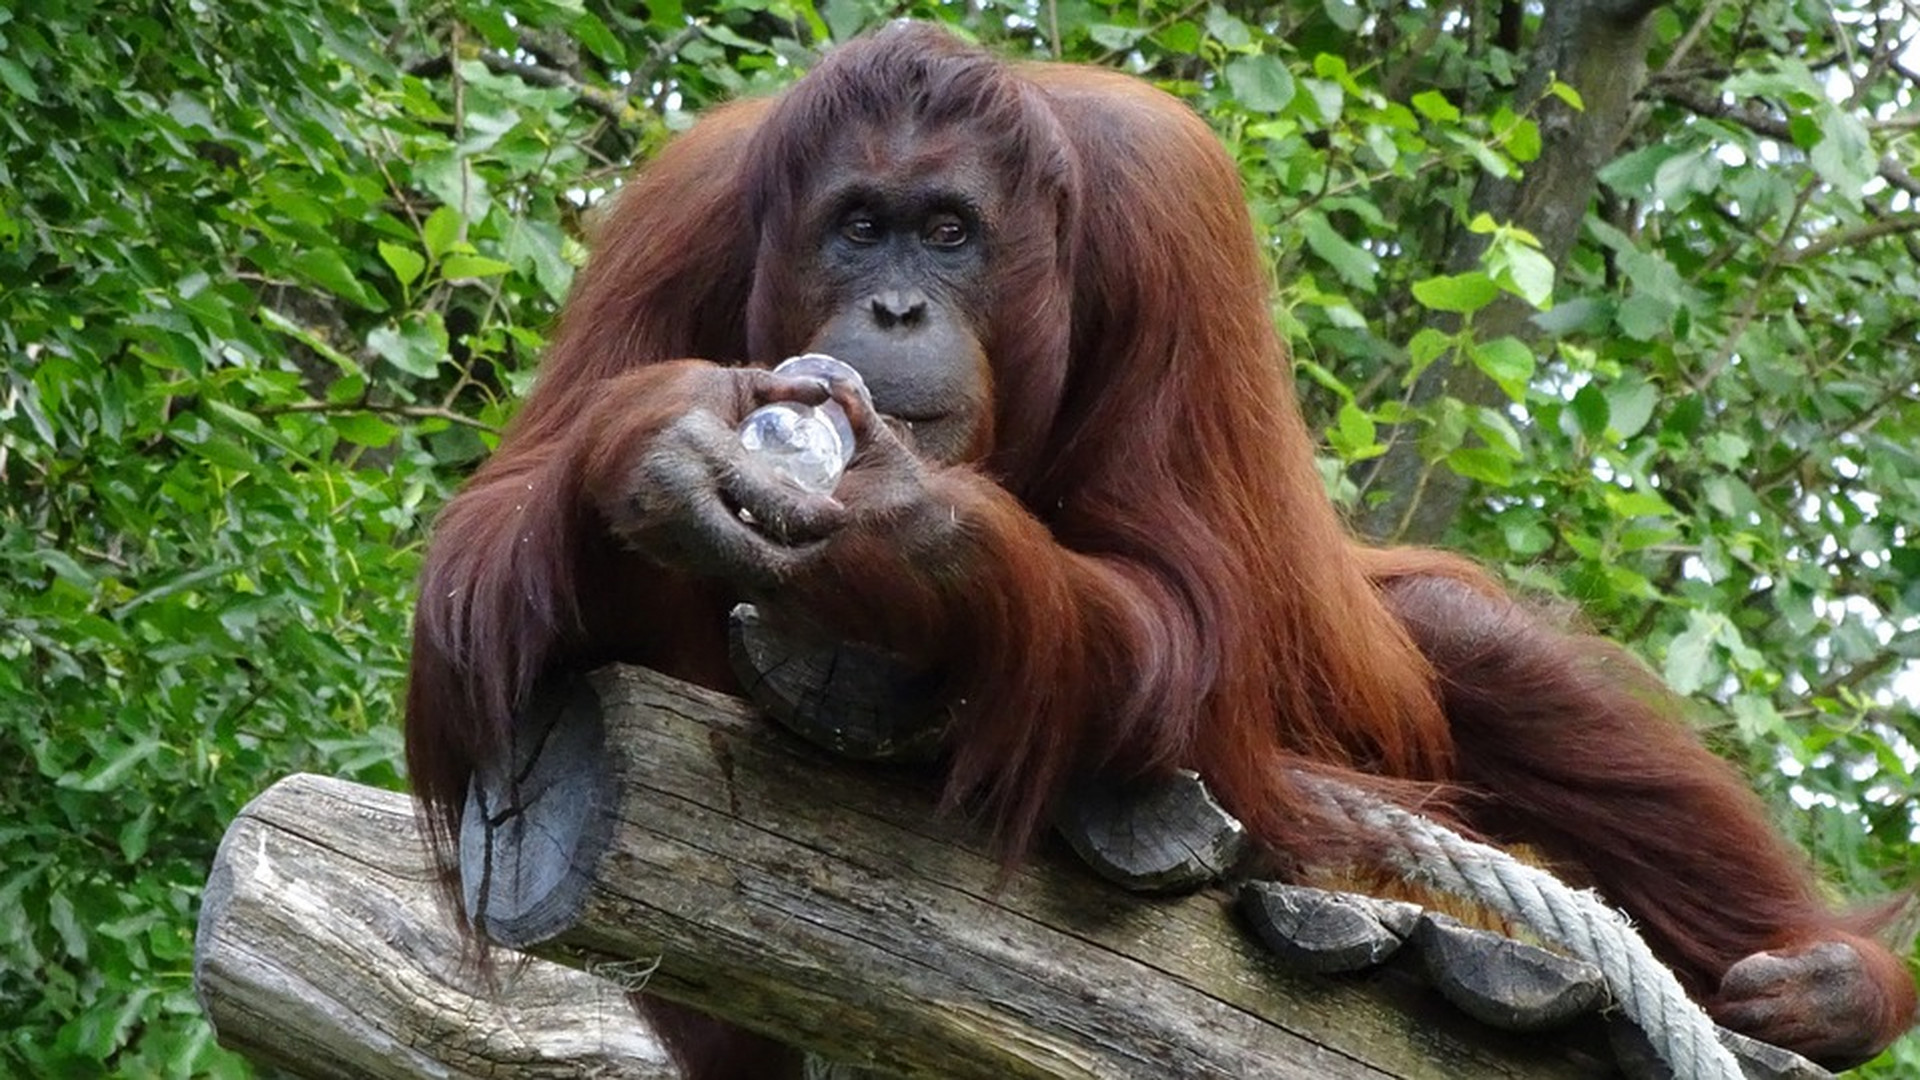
[1785,213,1920,263]
[404,50,632,127]
[475,53,630,126]
[1651,84,1920,198]
[258,399,501,434]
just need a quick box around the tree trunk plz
[1358,0,1667,543]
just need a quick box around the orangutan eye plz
[923,214,969,249]
[841,215,882,244]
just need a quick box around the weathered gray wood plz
[461,677,616,948]
[1717,1030,1834,1080]
[1054,768,1251,893]
[1609,1020,1836,1080]
[728,602,947,762]
[1415,914,1607,1031]
[500,663,1616,1079]
[1239,890,1832,1080]
[194,773,673,1080]
[196,665,1836,1080]
[805,1059,897,1080]
[733,607,1250,894]
[1241,883,1422,974]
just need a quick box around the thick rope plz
[1295,772,1744,1080]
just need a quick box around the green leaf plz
[1303,78,1344,124]
[1615,294,1671,340]
[1322,0,1363,32]
[1495,109,1540,162]
[1619,522,1679,551]
[1471,337,1534,403]
[1725,62,1821,104]
[570,12,627,64]
[1205,8,1252,50]
[59,737,163,793]
[259,306,363,375]
[1411,272,1498,314]
[1224,55,1295,113]
[367,313,449,378]
[1294,357,1353,401]
[1502,517,1553,556]
[1447,446,1514,485]
[0,56,43,103]
[379,241,426,287]
[1604,378,1659,440]
[1663,612,1720,696]
[1300,212,1378,292]
[1548,78,1584,111]
[290,250,382,311]
[701,23,774,52]
[1458,134,1516,178]
[440,253,513,279]
[1662,395,1704,438]
[1652,147,1721,204]
[1788,113,1822,150]
[1532,298,1607,337]
[1156,22,1203,54]
[1468,406,1523,457]
[1328,401,1382,460]
[1808,108,1874,202]
[821,0,870,42]
[1488,241,1555,309]
[1701,433,1751,469]
[1598,143,1681,197]
[30,549,98,589]
[204,399,269,441]
[1312,53,1354,88]
[1605,488,1674,518]
[1089,25,1146,51]
[504,220,576,303]
[1569,383,1609,439]
[331,411,399,448]
[460,1,517,48]
[423,205,462,260]
[1702,475,1757,518]
[1405,327,1454,380]
[50,892,88,960]
[119,806,156,863]
[1410,90,1460,123]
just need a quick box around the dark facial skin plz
[789,131,999,464]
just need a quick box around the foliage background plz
[2,0,1915,1074]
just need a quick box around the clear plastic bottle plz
[736,354,867,495]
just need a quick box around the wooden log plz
[460,678,617,948]
[462,663,1622,1079]
[1414,915,1607,1032]
[1241,882,1422,974]
[727,603,947,762]
[731,606,1249,893]
[1609,1022,1835,1080]
[1054,768,1251,893]
[195,772,675,1079]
